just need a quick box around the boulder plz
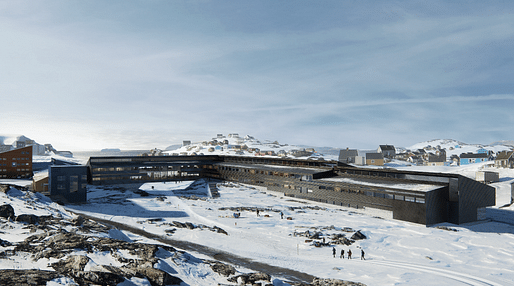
[16,214,39,225]
[51,255,90,272]
[351,230,367,240]
[209,261,236,277]
[0,204,15,219]
[137,267,183,286]
[228,272,271,285]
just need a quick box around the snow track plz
[367,260,503,286]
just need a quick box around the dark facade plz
[87,155,221,185]
[0,146,33,179]
[49,165,88,203]
[86,154,495,225]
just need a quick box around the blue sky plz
[1,1,514,151]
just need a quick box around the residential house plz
[338,149,359,164]
[495,151,514,168]
[424,150,446,166]
[366,153,384,166]
[377,145,396,158]
[460,152,489,165]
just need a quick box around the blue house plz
[459,152,489,165]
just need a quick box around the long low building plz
[84,155,495,226]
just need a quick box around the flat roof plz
[321,176,443,193]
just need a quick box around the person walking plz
[332,247,336,258]
[280,212,284,219]
[361,249,365,260]
[340,249,344,259]
[256,209,260,217]
[347,249,352,259]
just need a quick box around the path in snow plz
[367,260,503,286]
[72,211,315,284]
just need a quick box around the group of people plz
[332,247,365,260]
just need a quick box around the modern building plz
[48,165,88,203]
[0,146,33,179]
[86,154,495,226]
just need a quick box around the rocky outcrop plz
[0,204,15,219]
[312,278,367,286]
[228,272,272,285]
[0,269,61,286]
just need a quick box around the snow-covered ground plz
[65,161,514,286]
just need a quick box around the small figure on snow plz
[340,249,344,259]
[256,209,260,217]
[347,249,352,259]
[332,247,336,258]
[280,212,284,219]
[361,249,365,260]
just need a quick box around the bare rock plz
[16,214,39,225]
[67,270,125,286]
[51,255,90,272]
[137,267,183,286]
[312,278,366,286]
[350,230,366,240]
[0,269,61,286]
[228,272,271,285]
[209,261,236,277]
[0,204,15,220]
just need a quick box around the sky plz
[1,0,514,151]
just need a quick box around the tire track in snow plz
[367,259,503,286]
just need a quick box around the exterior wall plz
[49,165,88,203]
[33,176,49,193]
[0,146,33,179]
[392,199,426,224]
[366,158,384,166]
[456,176,495,224]
[425,187,449,225]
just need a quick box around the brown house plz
[0,146,33,179]
[366,153,384,166]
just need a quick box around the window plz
[70,176,78,192]
[57,176,66,181]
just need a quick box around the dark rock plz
[67,270,125,286]
[185,222,195,229]
[312,277,367,286]
[137,267,183,286]
[213,226,228,235]
[172,221,186,228]
[16,214,39,225]
[71,215,85,226]
[0,238,12,247]
[0,204,15,219]
[209,261,236,277]
[228,272,271,285]
[0,269,61,286]
[51,255,90,273]
[351,230,367,240]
